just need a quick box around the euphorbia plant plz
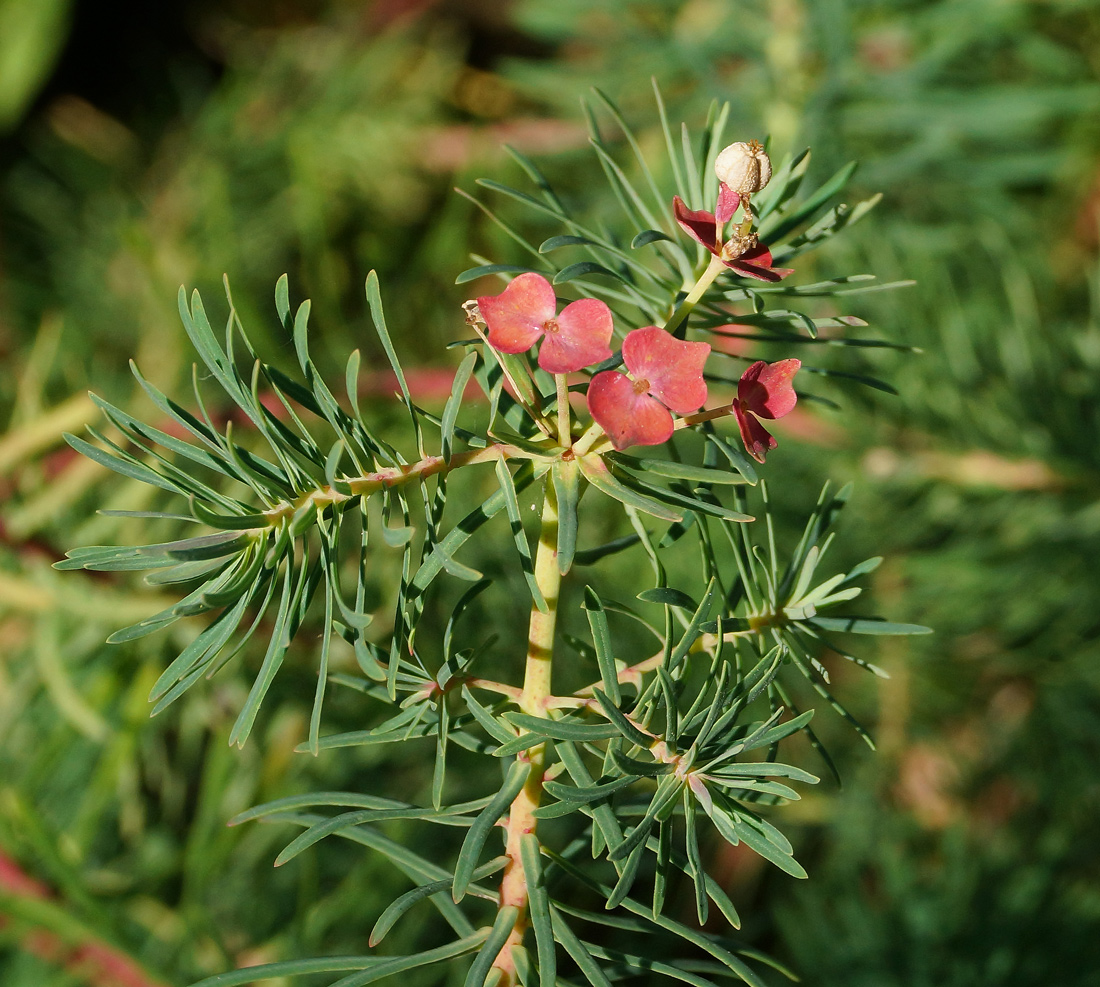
[59,91,927,987]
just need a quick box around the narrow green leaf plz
[540,234,594,252]
[292,298,312,374]
[65,433,182,494]
[274,272,291,324]
[631,229,674,248]
[760,161,858,243]
[578,454,681,522]
[228,562,296,748]
[146,591,252,700]
[542,775,637,804]
[369,857,508,947]
[704,430,758,485]
[668,577,717,672]
[729,811,806,879]
[190,500,268,530]
[456,264,537,285]
[495,458,548,613]
[230,792,410,826]
[412,464,535,596]
[491,733,550,759]
[520,836,556,987]
[187,956,378,987]
[453,761,529,901]
[365,271,409,404]
[273,799,490,867]
[582,586,620,705]
[505,713,618,743]
[585,945,722,987]
[742,709,815,753]
[808,616,932,635]
[614,472,753,523]
[461,687,517,746]
[553,262,623,285]
[550,909,614,987]
[553,458,580,576]
[606,839,648,908]
[637,587,697,609]
[607,454,747,486]
[477,178,565,219]
[592,690,653,748]
[610,750,674,779]
[443,352,479,463]
[328,933,491,987]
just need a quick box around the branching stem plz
[493,476,562,986]
[262,443,530,525]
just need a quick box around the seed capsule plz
[714,140,772,196]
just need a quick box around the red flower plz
[477,273,613,374]
[733,359,801,462]
[587,327,710,450]
[673,193,793,283]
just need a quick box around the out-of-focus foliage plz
[2,0,1099,984]
[0,0,75,131]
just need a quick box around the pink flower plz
[477,273,613,374]
[673,193,793,283]
[733,359,801,462]
[587,327,710,450]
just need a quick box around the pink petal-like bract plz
[672,196,720,253]
[715,184,741,225]
[737,359,800,420]
[538,297,614,374]
[587,371,675,450]
[622,327,710,416]
[477,272,556,354]
[733,402,778,463]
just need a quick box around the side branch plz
[261,443,523,525]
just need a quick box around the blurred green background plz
[2,0,1099,984]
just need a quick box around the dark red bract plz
[672,195,793,283]
[732,359,801,462]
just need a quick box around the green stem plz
[663,253,725,339]
[493,477,562,986]
[555,373,571,447]
[261,443,527,526]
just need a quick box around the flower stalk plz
[663,254,726,339]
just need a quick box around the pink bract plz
[476,273,613,374]
[587,327,711,451]
[732,359,801,463]
[671,196,794,283]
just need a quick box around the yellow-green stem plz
[571,419,605,458]
[261,444,521,526]
[555,374,571,448]
[492,477,562,986]
[663,253,725,339]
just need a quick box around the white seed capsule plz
[714,140,772,196]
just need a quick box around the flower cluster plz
[472,140,802,459]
